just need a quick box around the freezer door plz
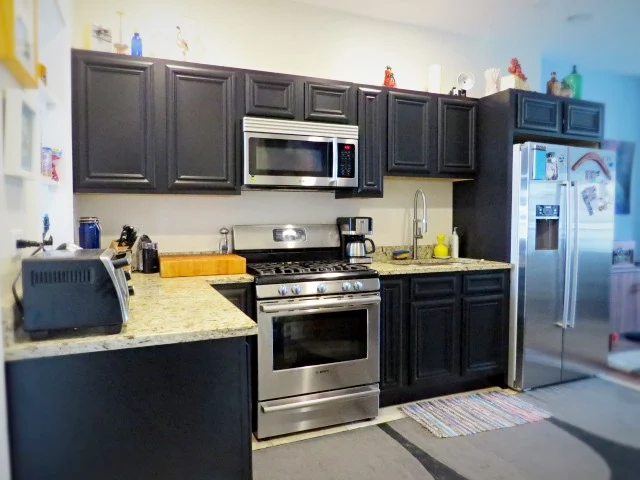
[563,148,616,381]
[519,180,568,390]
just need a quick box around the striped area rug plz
[402,390,552,438]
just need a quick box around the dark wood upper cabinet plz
[304,82,356,124]
[73,52,157,192]
[563,100,604,138]
[380,278,405,391]
[409,298,460,385]
[337,87,385,198]
[461,293,507,377]
[516,92,562,133]
[387,91,433,175]
[437,97,477,174]
[245,73,299,119]
[165,64,238,192]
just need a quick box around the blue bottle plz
[131,33,142,56]
[78,217,102,249]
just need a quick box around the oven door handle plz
[261,387,379,413]
[260,295,381,313]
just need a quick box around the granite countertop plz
[5,273,257,362]
[371,258,512,275]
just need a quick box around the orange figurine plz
[384,66,397,87]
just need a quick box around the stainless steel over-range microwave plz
[243,117,359,189]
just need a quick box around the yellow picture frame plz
[0,0,38,88]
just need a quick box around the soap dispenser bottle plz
[451,227,459,259]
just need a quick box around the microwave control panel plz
[337,143,356,178]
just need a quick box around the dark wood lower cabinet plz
[380,270,509,407]
[212,283,255,320]
[6,338,253,480]
[409,298,459,386]
[380,278,404,390]
[461,294,507,376]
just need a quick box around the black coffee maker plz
[337,217,375,264]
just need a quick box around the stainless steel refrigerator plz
[508,142,616,391]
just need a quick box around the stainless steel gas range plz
[233,224,380,439]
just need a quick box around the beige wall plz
[75,177,453,251]
[72,0,542,251]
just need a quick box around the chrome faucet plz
[413,189,427,260]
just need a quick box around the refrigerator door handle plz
[568,181,580,328]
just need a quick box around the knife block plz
[109,240,133,272]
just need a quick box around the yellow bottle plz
[433,234,449,258]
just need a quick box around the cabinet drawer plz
[463,272,506,295]
[411,275,459,299]
[516,94,561,133]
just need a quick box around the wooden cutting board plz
[159,254,247,278]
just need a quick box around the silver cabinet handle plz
[260,295,380,313]
[261,387,379,413]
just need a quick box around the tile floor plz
[251,386,503,450]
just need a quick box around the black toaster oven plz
[21,249,131,339]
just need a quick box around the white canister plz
[451,227,459,259]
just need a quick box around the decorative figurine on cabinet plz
[383,66,397,87]
[176,26,189,59]
[499,57,531,91]
[507,57,527,82]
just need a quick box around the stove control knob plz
[317,284,327,294]
[291,285,301,295]
[342,282,353,292]
[353,281,363,291]
[278,286,288,296]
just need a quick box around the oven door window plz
[248,137,332,177]
[272,309,367,370]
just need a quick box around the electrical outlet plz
[10,229,23,258]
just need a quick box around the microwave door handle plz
[331,138,338,184]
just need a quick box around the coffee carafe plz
[337,217,376,264]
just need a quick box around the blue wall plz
[541,60,640,244]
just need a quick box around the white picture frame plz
[3,88,39,179]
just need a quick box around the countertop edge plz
[4,325,258,362]
[372,261,513,276]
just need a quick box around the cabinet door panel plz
[212,283,255,319]
[563,101,604,138]
[387,92,432,174]
[438,97,477,174]
[304,82,355,124]
[73,53,156,191]
[409,298,459,385]
[245,74,298,119]
[516,94,561,133]
[461,294,506,376]
[380,278,405,390]
[165,65,237,192]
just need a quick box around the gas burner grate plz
[247,261,371,277]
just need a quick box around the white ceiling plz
[288,0,640,76]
